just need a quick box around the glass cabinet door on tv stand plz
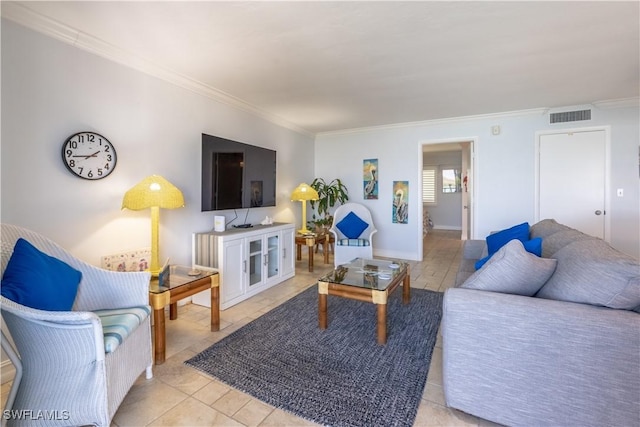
[191,223,295,310]
[248,237,263,287]
[248,231,279,288]
[266,233,280,282]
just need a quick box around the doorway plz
[419,138,476,260]
[536,127,609,240]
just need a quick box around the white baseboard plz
[433,225,462,231]
[373,249,421,261]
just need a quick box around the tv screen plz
[201,134,276,211]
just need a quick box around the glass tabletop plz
[318,258,408,291]
[149,265,216,294]
[295,230,332,239]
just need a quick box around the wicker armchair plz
[330,203,377,266]
[1,224,153,427]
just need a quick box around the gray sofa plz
[442,219,640,427]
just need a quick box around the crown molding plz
[1,2,314,138]
[319,97,640,137]
[593,97,639,109]
[317,108,549,137]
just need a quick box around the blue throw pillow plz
[336,211,369,239]
[523,237,542,257]
[1,238,82,311]
[486,222,530,256]
[474,255,491,270]
[476,237,543,270]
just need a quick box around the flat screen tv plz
[201,133,277,211]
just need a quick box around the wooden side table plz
[295,232,331,272]
[316,232,335,257]
[149,266,219,364]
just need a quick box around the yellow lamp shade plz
[122,175,184,210]
[290,183,319,201]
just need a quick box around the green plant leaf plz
[309,177,349,220]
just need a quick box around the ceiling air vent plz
[549,109,591,124]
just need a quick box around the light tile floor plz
[2,230,501,426]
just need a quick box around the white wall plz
[2,18,638,267]
[316,106,640,260]
[423,151,462,230]
[1,19,315,267]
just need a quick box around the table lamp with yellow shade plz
[290,183,319,234]
[122,175,184,276]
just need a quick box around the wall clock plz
[61,131,117,180]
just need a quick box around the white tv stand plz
[191,223,295,310]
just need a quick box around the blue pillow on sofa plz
[1,238,82,311]
[486,222,530,255]
[336,211,369,239]
[476,236,542,270]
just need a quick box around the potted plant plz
[308,178,349,232]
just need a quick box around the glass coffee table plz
[149,265,219,364]
[317,258,410,344]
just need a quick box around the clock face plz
[61,131,117,180]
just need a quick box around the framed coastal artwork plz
[392,181,409,224]
[101,248,151,272]
[363,158,378,199]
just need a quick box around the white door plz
[538,129,607,239]
[280,227,295,278]
[461,142,473,240]
[222,238,245,305]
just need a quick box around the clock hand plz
[71,151,100,160]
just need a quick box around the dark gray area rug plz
[185,285,443,427]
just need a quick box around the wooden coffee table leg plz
[296,243,302,260]
[153,307,166,364]
[403,273,411,304]
[169,302,178,320]
[377,303,387,345]
[319,293,327,329]
[308,245,314,272]
[210,276,220,332]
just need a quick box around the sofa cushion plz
[336,211,368,239]
[536,239,640,310]
[94,306,151,353]
[461,240,557,296]
[529,218,571,239]
[455,270,475,287]
[458,258,478,274]
[475,237,543,270]
[540,229,597,258]
[1,238,82,311]
[486,222,530,256]
[455,259,478,287]
[462,239,487,260]
[336,238,370,247]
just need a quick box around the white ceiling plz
[4,1,639,135]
